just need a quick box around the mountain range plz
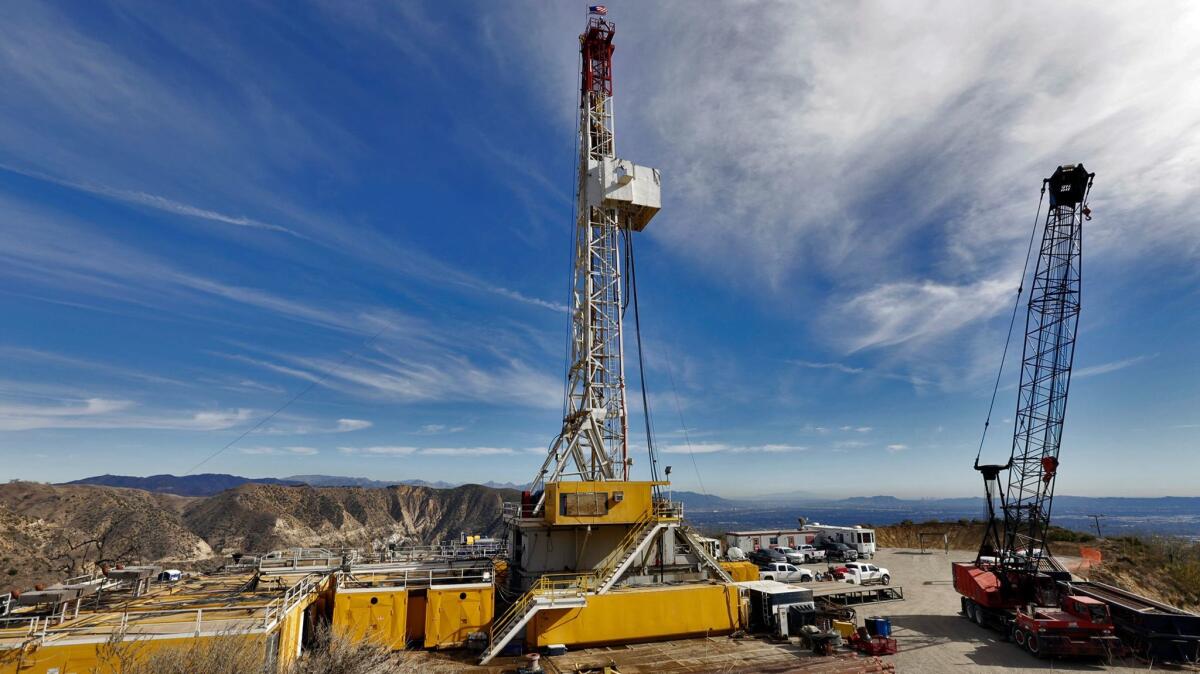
[63,473,524,497]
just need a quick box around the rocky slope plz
[183,482,517,553]
[0,481,516,591]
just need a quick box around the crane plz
[952,165,1121,659]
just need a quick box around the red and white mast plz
[530,8,662,508]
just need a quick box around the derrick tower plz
[529,12,661,506]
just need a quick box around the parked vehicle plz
[796,544,826,563]
[842,562,891,585]
[748,548,788,567]
[758,562,814,583]
[819,541,859,562]
[774,546,803,565]
[810,524,876,559]
[775,545,825,565]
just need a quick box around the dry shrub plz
[92,623,433,674]
[92,629,263,674]
[286,623,421,674]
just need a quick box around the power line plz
[975,184,1046,466]
[181,322,391,476]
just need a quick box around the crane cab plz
[1048,163,1091,207]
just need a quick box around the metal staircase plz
[680,527,734,583]
[593,512,664,594]
[479,576,589,665]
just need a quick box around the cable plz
[625,230,661,491]
[975,183,1047,466]
[662,342,707,497]
[181,322,391,476]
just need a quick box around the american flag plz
[589,5,607,15]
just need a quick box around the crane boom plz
[973,163,1094,593]
[1000,163,1093,574]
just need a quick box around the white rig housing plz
[587,157,662,231]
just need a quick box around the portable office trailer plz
[809,524,876,558]
[723,530,816,553]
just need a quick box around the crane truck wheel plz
[1013,629,1027,647]
[1026,632,1043,657]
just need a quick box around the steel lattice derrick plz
[1000,165,1092,576]
[530,16,629,503]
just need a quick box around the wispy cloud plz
[418,424,466,434]
[338,445,529,457]
[790,359,930,387]
[832,278,1012,353]
[659,442,807,455]
[339,446,417,456]
[0,398,253,432]
[239,446,319,456]
[421,447,515,456]
[886,444,909,453]
[0,164,303,238]
[0,347,188,387]
[1074,354,1153,378]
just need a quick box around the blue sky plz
[1,1,1198,498]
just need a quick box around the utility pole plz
[1087,514,1105,538]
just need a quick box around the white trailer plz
[809,524,876,558]
[724,530,817,553]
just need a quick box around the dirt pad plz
[859,548,1186,673]
[406,548,1197,673]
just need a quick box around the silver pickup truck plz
[758,562,815,583]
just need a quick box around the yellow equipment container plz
[719,561,760,582]
[333,586,409,650]
[424,585,494,649]
[832,620,857,638]
[531,583,740,648]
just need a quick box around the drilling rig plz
[952,165,1123,659]
[479,10,735,664]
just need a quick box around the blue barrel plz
[874,616,892,638]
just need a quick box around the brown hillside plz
[0,482,211,589]
[184,482,517,554]
[0,480,518,591]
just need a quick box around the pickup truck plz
[758,562,815,583]
[819,541,859,562]
[841,562,891,585]
[775,545,826,564]
[747,548,787,567]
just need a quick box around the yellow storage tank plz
[719,561,760,582]
[424,585,494,649]
[532,583,739,648]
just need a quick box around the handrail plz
[489,573,591,644]
[593,508,655,583]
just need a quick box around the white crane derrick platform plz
[586,157,661,231]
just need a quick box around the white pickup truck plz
[775,545,825,565]
[841,562,891,585]
[758,562,815,583]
